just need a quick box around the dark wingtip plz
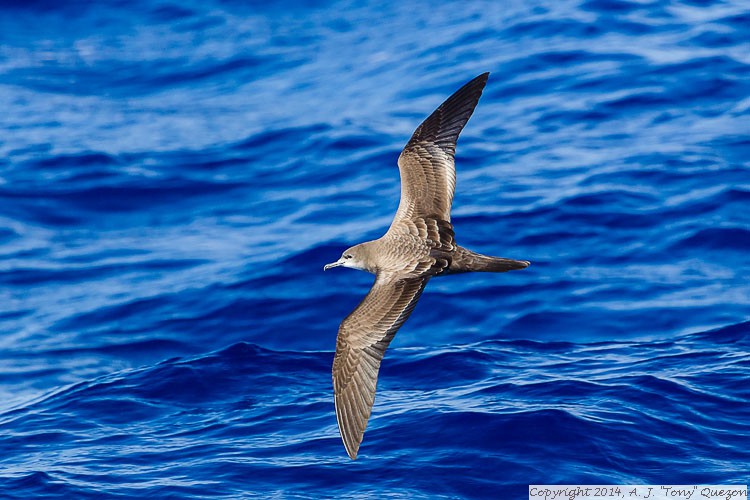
[404,72,492,155]
[465,72,490,91]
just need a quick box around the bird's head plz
[324,243,372,273]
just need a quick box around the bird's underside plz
[326,72,530,459]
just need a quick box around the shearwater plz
[324,73,530,459]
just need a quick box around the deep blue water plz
[1,0,749,497]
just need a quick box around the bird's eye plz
[344,255,352,259]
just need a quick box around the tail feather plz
[447,246,529,274]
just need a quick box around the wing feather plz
[332,274,429,459]
[394,73,489,222]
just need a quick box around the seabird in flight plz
[324,72,529,459]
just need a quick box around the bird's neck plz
[355,240,382,274]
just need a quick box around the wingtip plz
[473,72,490,85]
[402,72,492,154]
[335,394,363,460]
[343,437,360,460]
[340,426,360,459]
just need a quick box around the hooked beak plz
[324,259,344,271]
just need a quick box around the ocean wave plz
[2,0,748,496]
[1,323,747,497]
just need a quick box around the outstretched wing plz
[393,72,489,223]
[332,274,429,459]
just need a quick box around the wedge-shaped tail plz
[446,246,530,274]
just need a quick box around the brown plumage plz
[324,73,529,459]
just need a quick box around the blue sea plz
[1,0,749,497]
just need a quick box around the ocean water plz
[1,0,749,497]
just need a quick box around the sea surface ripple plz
[0,0,748,497]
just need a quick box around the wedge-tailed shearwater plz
[324,72,529,459]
